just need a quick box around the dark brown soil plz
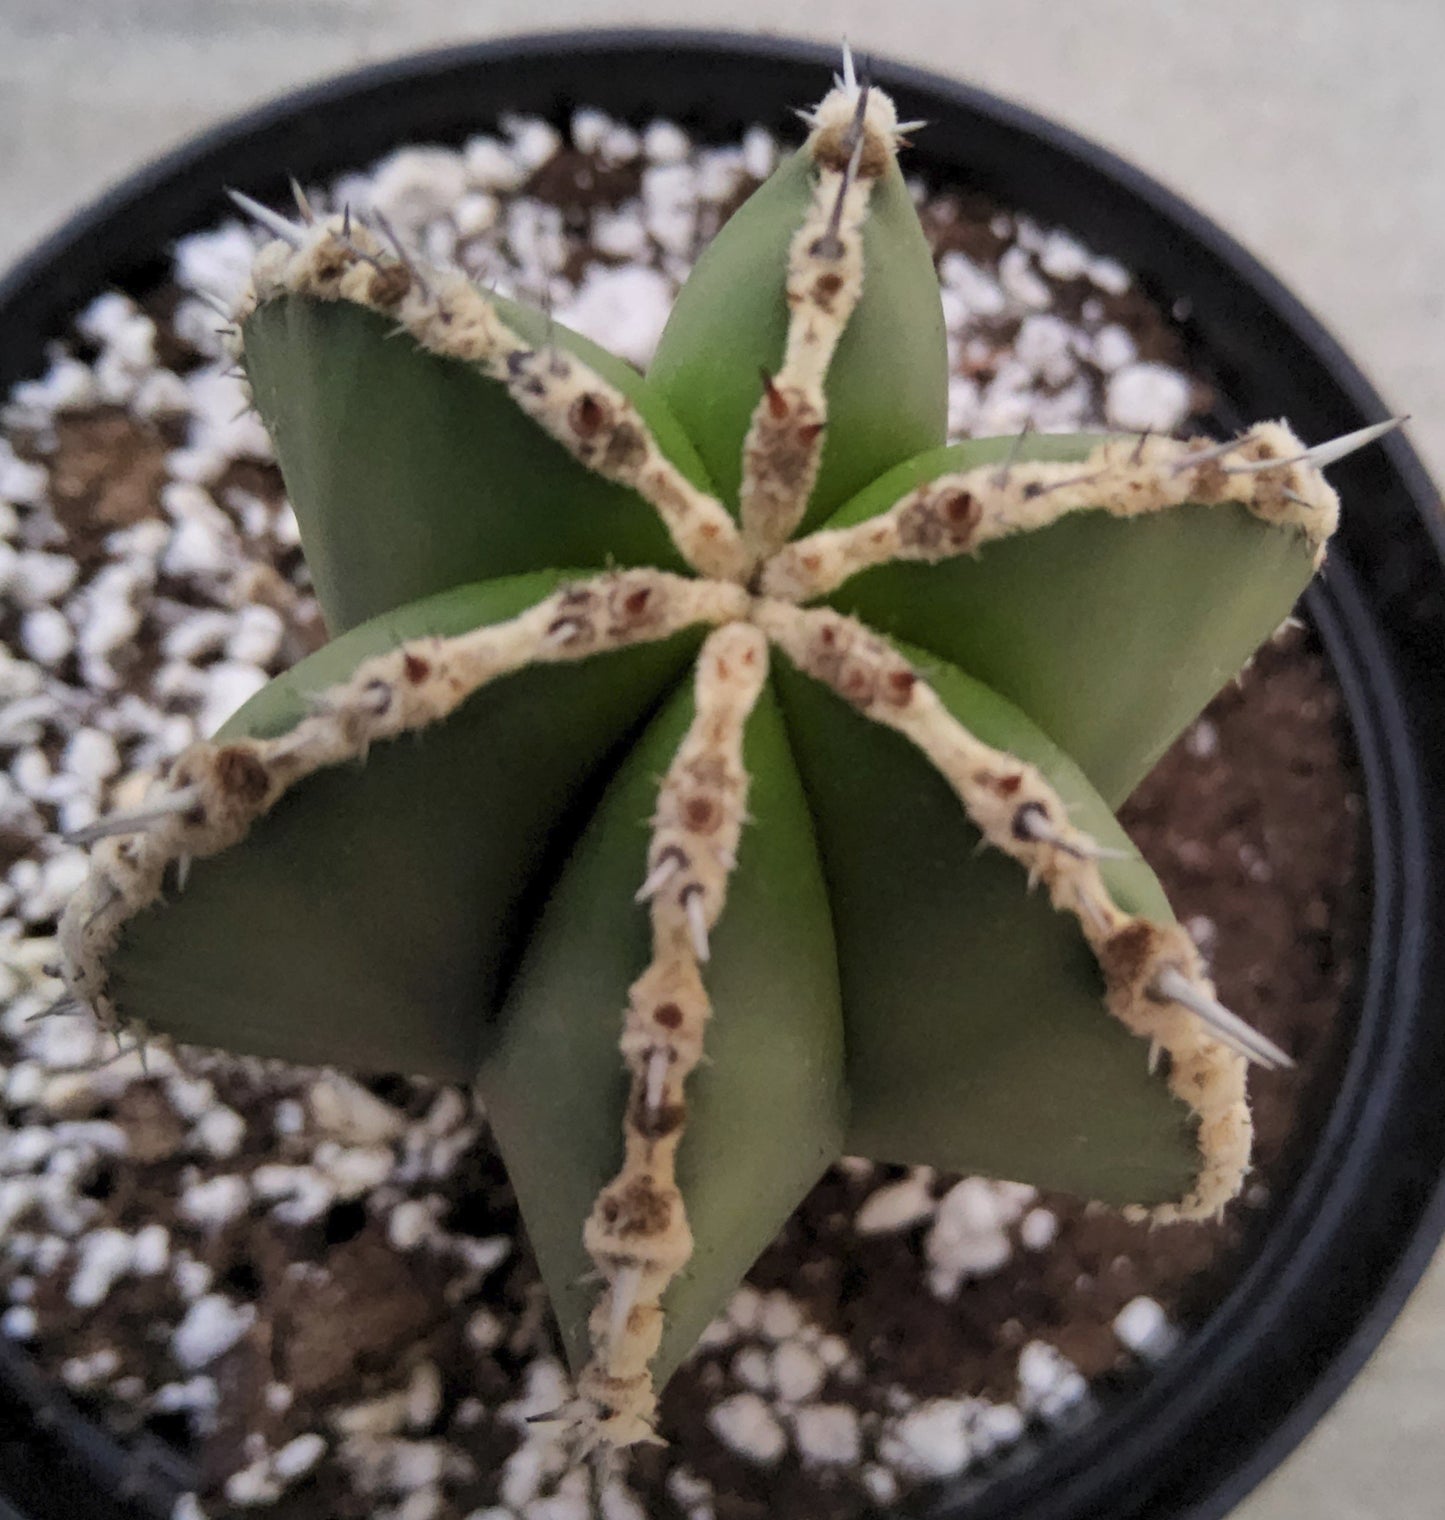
[44,411,170,560]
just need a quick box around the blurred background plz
[2,2,1441,1516]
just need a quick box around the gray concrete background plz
[1,2,1442,1515]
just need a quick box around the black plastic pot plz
[1,29,1441,1520]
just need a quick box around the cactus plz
[51,53,1398,1453]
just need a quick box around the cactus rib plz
[737,83,896,564]
[573,624,770,1446]
[761,424,1343,603]
[754,598,1252,1224]
[229,215,750,582]
[56,570,748,1041]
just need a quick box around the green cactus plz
[53,57,1396,1450]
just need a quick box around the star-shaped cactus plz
[53,57,1396,1449]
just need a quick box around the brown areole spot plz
[883,668,917,706]
[366,263,413,308]
[812,129,891,179]
[1100,920,1164,994]
[402,652,431,684]
[611,1177,673,1237]
[632,1100,687,1143]
[597,1177,675,1240]
[811,270,845,310]
[839,661,877,708]
[653,1003,683,1031]
[602,422,648,474]
[897,501,944,551]
[311,244,350,284]
[760,370,789,421]
[1191,460,1230,500]
[213,746,270,805]
[940,488,980,542]
[681,796,720,834]
[570,393,607,438]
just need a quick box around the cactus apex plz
[804,64,904,177]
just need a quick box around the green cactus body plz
[55,65,1358,1449]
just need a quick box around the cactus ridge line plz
[573,623,769,1447]
[738,83,887,565]
[761,423,1342,603]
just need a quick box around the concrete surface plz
[1,3,1442,1516]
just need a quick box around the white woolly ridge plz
[737,83,888,564]
[576,624,769,1445]
[760,423,1340,603]
[53,67,1365,1453]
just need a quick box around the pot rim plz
[0,28,1442,1520]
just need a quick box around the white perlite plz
[193,1104,245,1158]
[1019,1206,1059,1251]
[771,1340,826,1404]
[309,1071,407,1145]
[68,1227,135,1308]
[1,1305,37,1340]
[171,1293,256,1370]
[855,1167,937,1234]
[1113,1295,1181,1360]
[273,1431,327,1480]
[1106,362,1194,433]
[707,1392,787,1464]
[879,1399,974,1480]
[557,265,673,369]
[179,1173,250,1229]
[792,1402,861,1466]
[1016,1339,1090,1421]
[926,1178,1036,1297]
